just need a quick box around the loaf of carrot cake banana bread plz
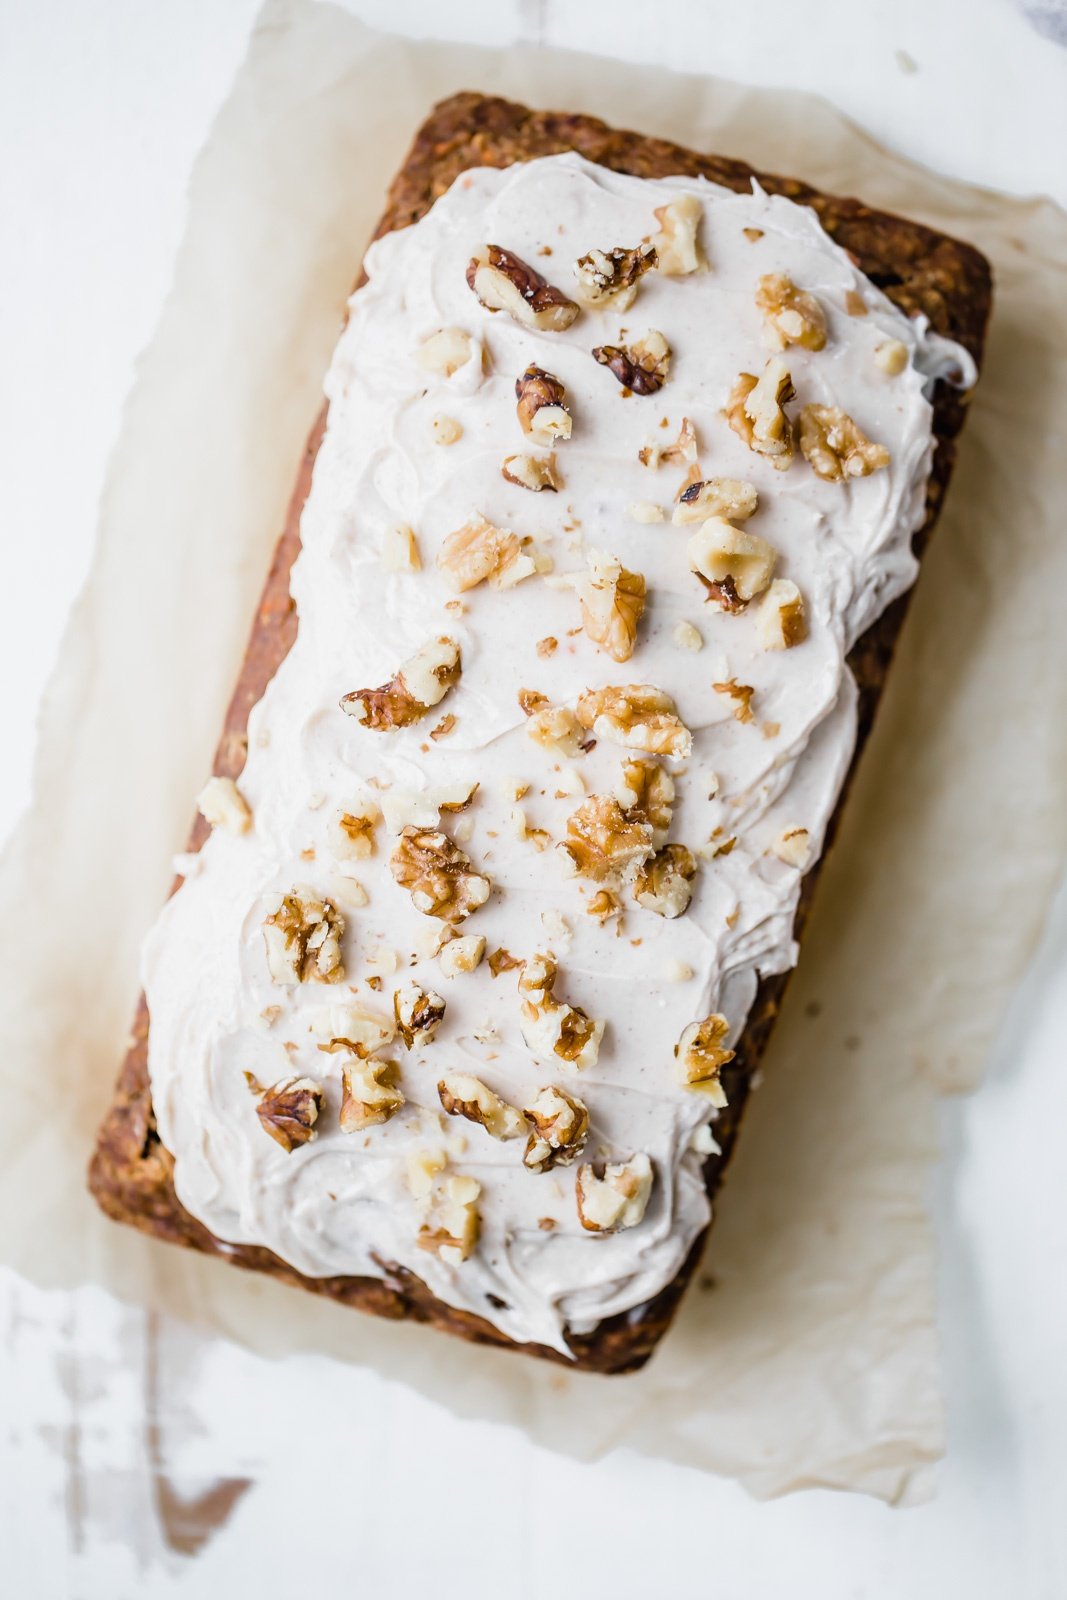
[89,92,992,1373]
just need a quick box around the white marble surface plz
[1,1,1066,1594]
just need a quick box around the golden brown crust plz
[88,91,993,1374]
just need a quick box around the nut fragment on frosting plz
[672,476,759,526]
[197,775,252,835]
[430,414,463,446]
[712,679,756,724]
[328,801,379,860]
[380,522,421,573]
[576,1154,654,1232]
[651,195,703,275]
[501,452,560,492]
[339,1057,404,1131]
[874,339,909,376]
[340,636,460,730]
[675,1016,735,1105]
[437,513,535,591]
[255,1077,325,1152]
[755,579,807,649]
[797,404,890,480]
[593,330,671,394]
[614,758,674,847]
[522,1085,589,1173]
[518,954,604,1069]
[416,326,474,377]
[417,1172,481,1264]
[315,1002,395,1058]
[576,684,692,759]
[573,551,647,663]
[437,1073,525,1141]
[558,795,654,882]
[515,365,573,445]
[688,518,778,610]
[390,827,490,922]
[633,843,698,919]
[263,891,345,985]
[438,933,486,977]
[466,245,579,332]
[573,242,657,309]
[521,692,586,757]
[773,826,812,868]
[755,273,828,352]
[393,983,446,1048]
[725,358,796,469]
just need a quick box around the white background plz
[1,2,1065,1595]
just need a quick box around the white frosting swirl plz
[142,154,972,1356]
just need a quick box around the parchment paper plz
[2,0,1066,1504]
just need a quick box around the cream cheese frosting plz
[142,153,974,1356]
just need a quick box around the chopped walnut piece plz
[328,801,379,861]
[196,775,252,835]
[593,330,671,395]
[688,518,778,608]
[523,1085,589,1172]
[518,954,604,1070]
[614,758,674,847]
[576,684,692,760]
[797,404,890,480]
[576,1153,654,1231]
[742,227,764,243]
[315,1000,396,1057]
[537,635,558,658]
[573,242,657,309]
[652,195,703,275]
[673,620,703,652]
[755,578,808,649]
[640,414,698,470]
[393,983,446,1048]
[515,365,572,445]
[436,513,534,592]
[466,245,579,333]
[381,522,421,573]
[755,273,828,352]
[845,290,868,316]
[380,779,478,835]
[573,551,646,663]
[431,413,463,446]
[558,795,654,882]
[339,1057,404,1131]
[263,891,345,985]
[773,826,812,868]
[501,452,560,492]
[417,1174,481,1263]
[725,359,796,470]
[438,933,486,977]
[675,1015,735,1105]
[523,695,586,757]
[712,679,756,724]
[430,714,456,742]
[488,947,522,977]
[586,888,621,923]
[255,1077,325,1152]
[874,339,909,376]
[416,326,474,377]
[672,476,759,526]
[389,827,490,922]
[633,843,697,918]
[437,1073,525,1141]
[340,636,460,730]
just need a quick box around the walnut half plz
[390,826,490,922]
[576,1154,654,1232]
[340,636,460,730]
[593,330,671,394]
[519,954,604,1070]
[675,1015,735,1105]
[437,1073,525,1141]
[523,1084,589,1172]
[557,794,653,883]
[255,1077,325,1152]
[467,245,579,332]
[797,405,890,481]
[576,684,692,760]
[263,891,345,985]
